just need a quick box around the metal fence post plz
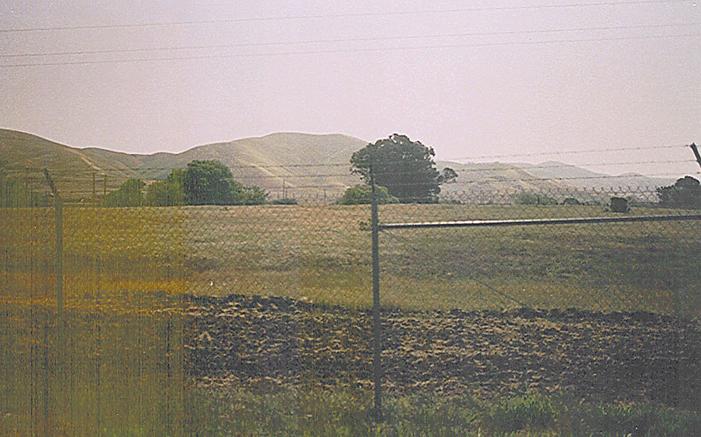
[43,169,63,317]
[690,143,701,169]
[370,166,383,422]
[54,192,64,318]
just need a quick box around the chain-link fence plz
[1,164,700,435]
[377,187,701,414]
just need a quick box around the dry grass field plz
[2,203,699,313]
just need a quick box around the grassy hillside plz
[0,129,148,198]
[437,161,567,196]
[102,132,368,196]
[1,128,674,204]
[1,130,367,201]
[518,160,675,190]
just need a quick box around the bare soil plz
[184,294,701,409]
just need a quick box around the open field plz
[1,202,700,435]
[2,203,699,314]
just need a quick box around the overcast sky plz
[1,0,699,176]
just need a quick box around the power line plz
[2,32,699,69]
[445,144,690,161]
[0,0,688,34]
[3,22,698,59]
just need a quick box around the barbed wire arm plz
[690,143,701,170]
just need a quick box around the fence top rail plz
[379,213,701,230]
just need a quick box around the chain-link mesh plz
[1,166,700,434]
[379,188,700,411]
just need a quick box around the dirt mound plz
[184,294,701,408]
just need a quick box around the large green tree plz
[183,160,239,205]
[183,160,267,205]
[657,176,701,209]
[350,134,456,203]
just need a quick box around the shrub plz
[338,184,398,205]
[235,185,268,205]
[513,192,558,205]
[562,197,581,205]
[145,169,185,206]
[610,196,630,213]
[103,178,144,207]
[657,176,701,209]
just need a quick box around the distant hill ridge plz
[0,128,674,202]
[0,129,367,199]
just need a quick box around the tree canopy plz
[350,134,456,203]
[657,176,701,209]
[182,160,267,206]
[102,160,267,207]
[184,160,239,205]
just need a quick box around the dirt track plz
[184,294,701,408]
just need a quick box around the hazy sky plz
[1,0,700,175]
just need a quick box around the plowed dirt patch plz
[185,295,701,408]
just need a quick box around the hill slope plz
[1,128,676,203]
[1,130,367,200]
[518,161,675,190]
[436,161,567,198]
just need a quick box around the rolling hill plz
[0,129,366,201]
[516,161,675,191]
[436,161,567,198]
[0,128,678,203]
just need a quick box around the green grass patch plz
[189,388,701,436]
